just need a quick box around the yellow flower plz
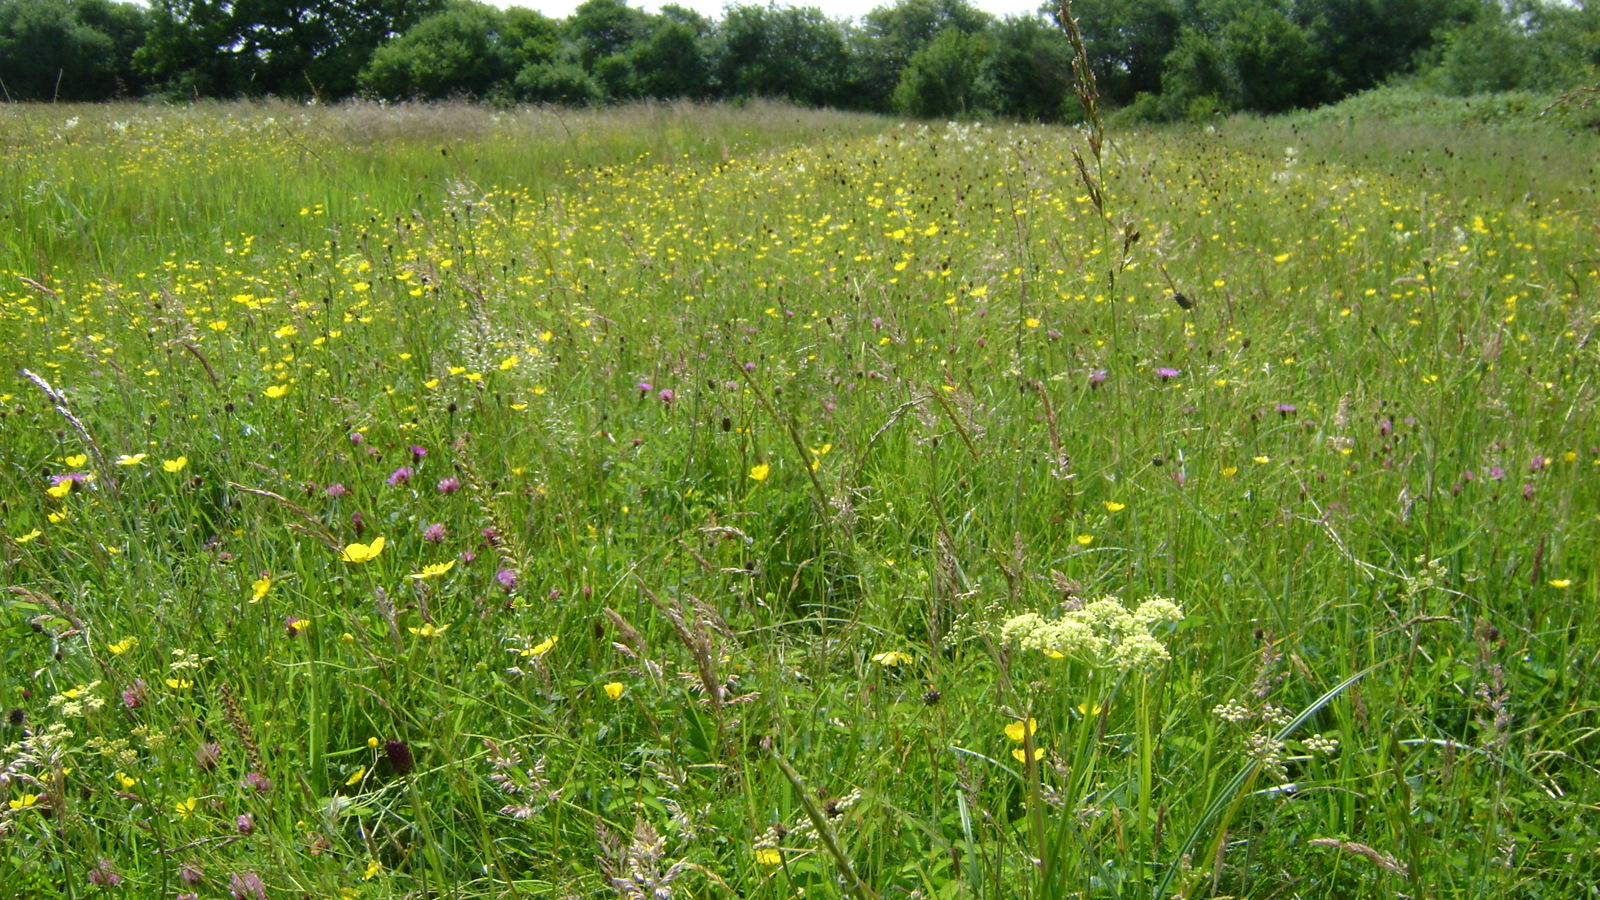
[1549,579,1573,589]
[1012,747,1046,763]
[755,848,783,867]
[346,766,367,786]
[522,635,557,658]
[871,651,913,667]
[287,617,310,634]
[1025,317,1041,329]
[174,796,199,819]
[8,793,39,810]
[64,454,88,467]
[364,860,381,880]
[1253,456,1270,464]
[1222,466,1239,478]
[499,355,519,370]
[407,622,449,638]
[46,480,73,499]
[1103,501,1125,512]
[252,576,271,602]
[114,772,138,790]
[1004,718,1038,742]
[367,737,380,749]
[14,528,41,544]
[749,463,770,482]
[264,384,289,399]
[604,682,625,700]
[162,456,188,473]
[1077,702,1104,716]
[340,536,385,563]
[165,677,193,691]
[408,560,456,580]
[47,510,69,524]
[1075,534,1093,546]
[108,637,137,655]
[115,453,147,466]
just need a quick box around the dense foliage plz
[0,0,1596,117]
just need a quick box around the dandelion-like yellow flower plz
[604,682,624,700]
[408,560,456,580]
[252,576,271,602]
[523,635,557,658]
[749,463,770,482]
[340,536,385,563]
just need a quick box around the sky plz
[484,0,1051,24]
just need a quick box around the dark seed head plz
[385,739,415,775]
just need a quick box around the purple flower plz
[1155,367,1181,380]
[1522,482,1535,501]
[349,431,364,446]
[423,523,446,543]
[386,466,413,486]
[459,550,477,564]
[325,483,348,498]
[1378,417,1393,437]
[87,859,122,887]
[743,362,756,372]
[437,476,460,494]
[410,445,427,462]
[121,679,148,710]
[658,388,675,405]
[636,381,653,393]
[229,871,267,900]
[385,739,415,776]
[1462,469,1476,482]
[196,742,221,772]
[284,616,308,638]
[481,527,499,546]
[235,814,255,835]
[181,862,204,887]
[1529,455,1547,474]
[1276,403,1297,416]
[242,771,272,793]
[496,568,518,592]
[1487,466,1507,481]
[1089,368,1108,388]
[351,510,365,535]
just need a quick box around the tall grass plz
[0,98,1596,899]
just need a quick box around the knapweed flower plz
[604,682,624,700]
[326,482,348,498]
[410,445,427,462]
[386,466,413,486]
[409,560,455,580]
[1001,595,1183,670]
[340,536,385,563]
[749,463,770,481]
[496,568,518,592]
[1487,466,1506,481]
[872,651,913,666]
[422,522,446,543]
[1275,403,1297,417]
[121,680,146,707]
[349,431,364,445]
[437,476,460,494]
[1155,367,1181,380]
[658,388,675,405]
[1529,455,1548,473]
[1089,368,1108,388]
[235,814,255,835]
[242,772,272,793]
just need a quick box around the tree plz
[855,0,992,111]
[137,0,441,98]
[1054,0,1182,106]
[893,26,987,116]
[976,15,1074,121]
[630,18,712,99]
[360,2,517,100]
[714,4,856,107]
[1299,0,1478,99]
[0,0,147,101]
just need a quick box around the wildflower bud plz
[351,510,365,535]
[236,814,255,835]
[6,708,23,728]
[385,739,415,775]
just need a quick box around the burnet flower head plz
[1001,595,1183,671]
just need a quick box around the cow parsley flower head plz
[1001,595,1183,671]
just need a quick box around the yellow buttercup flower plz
[749,463,770,482]
[522,635,557,658]
[47,480,73,499]
[14,528,41,544]
[264,384,289,399]
[1077,702,1104,716]
[8,793,39,811]
[340,536,385,563]
[162,456,188,473]
[346,766,367,786]
[871,651,913,667]
[252,576,271,602]
[1103,501,1125,512]
[1549,579,1572,589]
[407,622,449,638]
[64,454,87,467]
[755,848,783,866]
[174,796,199,819]
[108,637,137,655]
[1004,718,1038,742]
[1012,747,1046,763]
[115,772,138,790]
[604,682,624,700]
[115,453,147,466]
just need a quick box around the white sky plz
[486,0,1050,25]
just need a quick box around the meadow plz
[1,97,1597,899]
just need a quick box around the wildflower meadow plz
[1,97,1597,898]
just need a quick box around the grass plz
[1,97,1597,899]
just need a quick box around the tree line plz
[2,0,1596,119]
